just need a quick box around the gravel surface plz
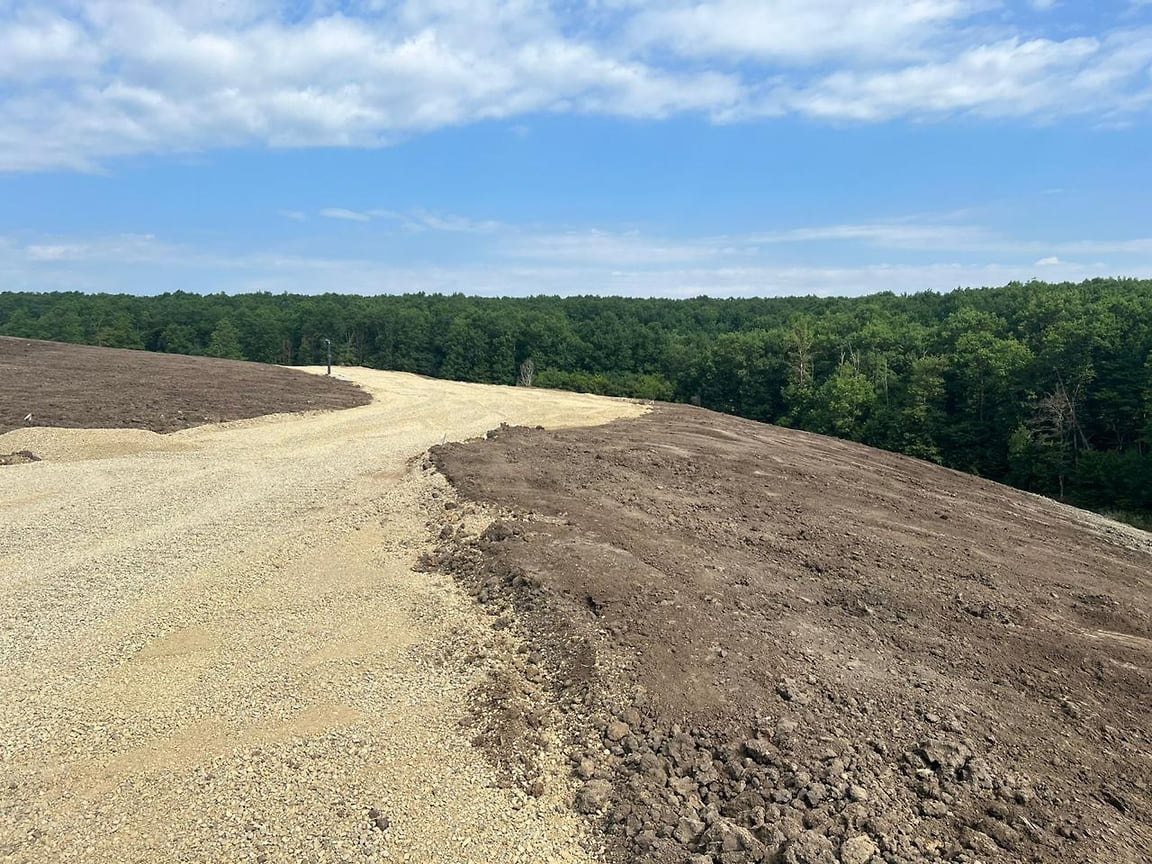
[0,368,644,864]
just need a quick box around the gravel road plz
[0,369,644,864]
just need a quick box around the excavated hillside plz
[430,404,1152,864]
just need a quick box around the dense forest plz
[3,279,1151,524]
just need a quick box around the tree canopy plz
[3,278,1150,523]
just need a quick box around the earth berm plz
[429,404,1151,864]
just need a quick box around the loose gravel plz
[0,369,645,864]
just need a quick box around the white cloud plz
[764,33,1152,121]
[504,228,745,264]
[499,220,1152,260]
[0,1,741,172]
[402,210,505,234]
[319,207,372,222]
[5,220,1152,297]
[315,207,506,232]
[627,0,978,64]
[0,1,1150,171]
[22,233,165,263]
[745,222,992,248]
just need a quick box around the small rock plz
[783,830,836,864]
[744,738,776,765]
[367,809,390,831]
[920,800,948,817]
[802,783,828,807]
[575,779,613,814]
[606,720,630,742]
[840,835,879,864]
[673,816,707,845]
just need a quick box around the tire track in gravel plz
[0,368,645,864]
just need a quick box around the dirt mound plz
[430,406,1152,864]
[0,337,370,434]
[0,450,39,466]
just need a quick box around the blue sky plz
[1,0,1150,297]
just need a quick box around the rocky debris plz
[0,449,40,466]
[420,499,1070,864]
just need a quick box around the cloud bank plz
[1,0,1150,171]
[5,212,1151,297]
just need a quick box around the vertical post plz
[324,338,332,376]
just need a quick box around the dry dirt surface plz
[0,366,644,864]
[430,405,1152,864]
[0,337,370,437]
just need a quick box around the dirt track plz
[0,368,644,863]
[431,406,1152,864]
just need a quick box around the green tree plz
[896,355,949,462]
[95,314,144,350]
[206,319,245,360]
[815,362,876,439]
[158,323,200,355]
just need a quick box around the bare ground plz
[429,405,1152,864]
[0,337,370,437]
[0,363,644,863]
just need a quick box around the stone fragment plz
[783,830,837,864]
[673,816,707,845]
[606,720,630,742]
[575,779,613,814]
[840,835,878,864]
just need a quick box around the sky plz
[1,0,1150,298]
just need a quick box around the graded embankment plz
[0,336,370,436]
[0,368,644,864]
[431,405,1152,864]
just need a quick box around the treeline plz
[3,279,1151,522]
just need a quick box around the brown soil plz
[0,337,370,434]
[430,405,1152,864]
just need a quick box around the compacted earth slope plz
[430,404,1152,864]
[0,336,369,436]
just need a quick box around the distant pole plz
[323,338,332,375]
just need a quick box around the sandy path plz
[0,369,644,864]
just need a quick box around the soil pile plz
[430,406,1152,864]
[0,336,370,434]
